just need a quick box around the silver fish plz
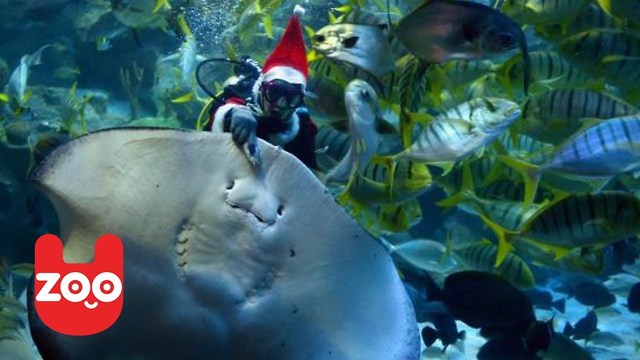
[383,238,457,275]
[325,79,380,183]
[4,44,50,112]
[312,23,396,78]
[160,34,205,88]
[112,0,171,29]
[394,0,531,93]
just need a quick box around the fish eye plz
[360,89,370,99]
[342,36,359,48]
[498,32,516,47]
[313,34,326,43]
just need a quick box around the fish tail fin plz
[562,322,574,337]
[373,154,399,202]
[436,160,476,208]
[175,13,193,38]
[479,214,517,267]
[195,98,218,131]
[387,157,398,201]
[154,0,171,13]
[497,155,540,210]
[20,89,33,106]
[496,52,521,97]
[262,14,274,39]
[426,64,454,106]
[171,91,197,104]
[435,191,467,209]
[596,0,613,16]
[376,201,421,233]
[553,298,566,314]
[337,187,365,215]
[379,236,395,253]
[400,110,413,148]
[343,165,360,198]
[421,326,439,347]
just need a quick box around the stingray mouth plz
[225,199,276,226]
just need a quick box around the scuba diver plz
[201,5,317,170]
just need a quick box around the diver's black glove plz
[229,106,257,145]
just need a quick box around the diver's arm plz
[210,98,247,133]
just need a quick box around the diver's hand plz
[230,107,257,145]
[246,132,262,167]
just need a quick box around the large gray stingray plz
[27,128,419,360]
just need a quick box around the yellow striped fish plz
[398,98,521,162]
[504,115,640,203]
[436,159,542,231]
[432,59,497,90]
[498,132,553,161]
[559,29,640,90]
[500,51,602,94]
[501,0,590,26]
[347,156,432,205]
[517,89,637,144]
[435,155,520,196]
[438,184,543,231]
[452,194,542,231]
[484,192,640,266]
[596,0,640,22]
[454,239,535,288]
[475,180,549,203]
[514,241,606,276]
[562,3,622,36]
[372,199,423,234]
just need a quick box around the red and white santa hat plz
[260,5,308,87]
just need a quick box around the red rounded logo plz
[34,234,124,336]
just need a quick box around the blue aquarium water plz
[1,0,640,359]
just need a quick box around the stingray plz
[26,128,419,360]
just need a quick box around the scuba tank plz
[196,56,262,104]
[195,56,262,130]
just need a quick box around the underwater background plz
[2,0,640,359]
